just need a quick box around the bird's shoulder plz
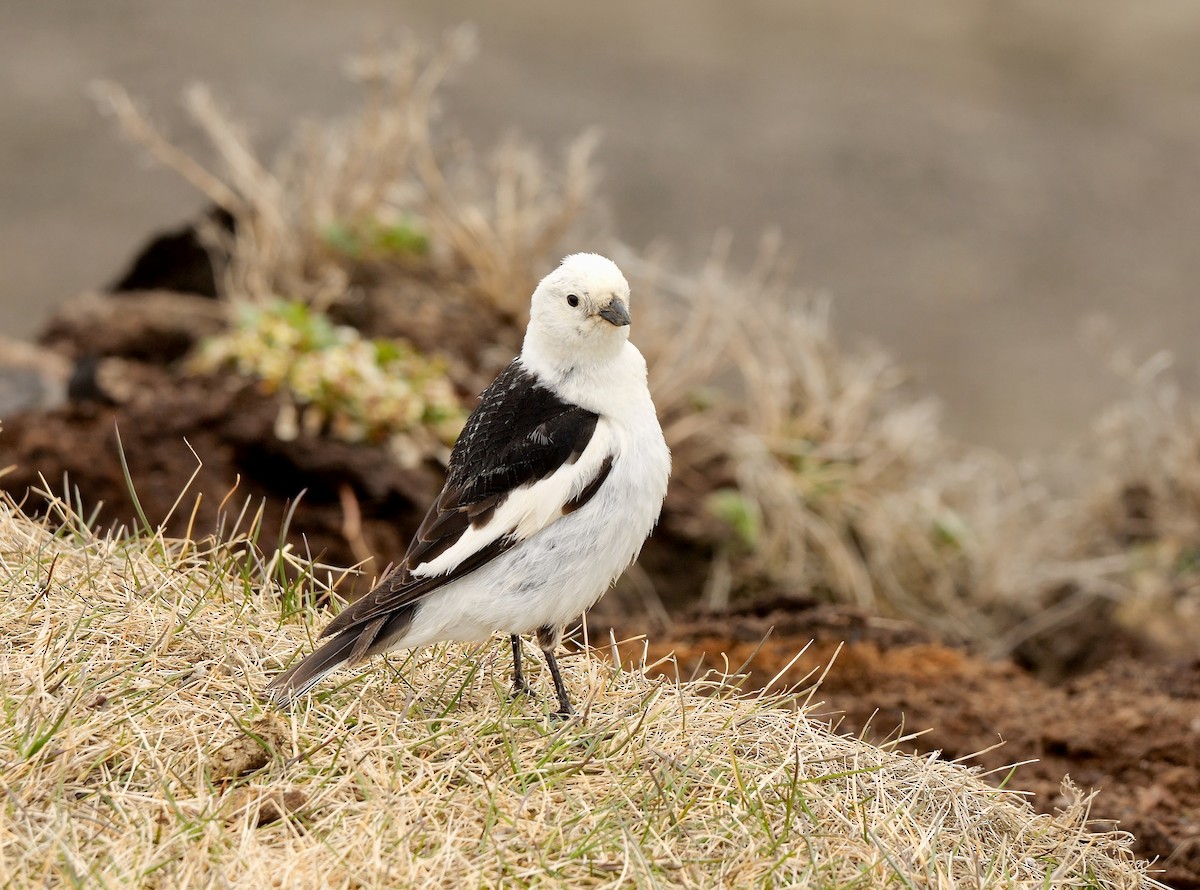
[444,359,600,506]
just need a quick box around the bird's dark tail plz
[264,607,415,706]
[264,630,361,706]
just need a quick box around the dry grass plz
[0,498,1157,889]
[1056,352,1200,655]
[92,29,595,318]
[629,238,1048,640]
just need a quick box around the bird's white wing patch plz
[411,421,617,579]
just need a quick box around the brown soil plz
[0,363,710,608]
[1,362,440,595]
[605,597,1200,889]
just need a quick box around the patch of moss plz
[322,216,430,261]
[706,488,762,550]
[191,300,464,447]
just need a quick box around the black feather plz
[563,454,614,514]
[265,629,362,704]
[444,360,600,506]
[319,535,515,640]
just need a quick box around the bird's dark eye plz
[566,294,580,308]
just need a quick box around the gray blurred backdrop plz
[3,1,1199,453]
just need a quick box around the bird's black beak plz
[597,298,631,327]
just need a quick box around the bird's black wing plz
[319,360,602,639]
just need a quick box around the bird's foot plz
[510,680,535,701]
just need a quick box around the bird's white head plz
[523,253,633,370]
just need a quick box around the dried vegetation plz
[92,30,594,319]
[0,498,1157,889]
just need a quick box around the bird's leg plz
[537,625,574,718]
[542,649,574,718]
[510,634,533,698]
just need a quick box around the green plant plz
[191,299,465,448]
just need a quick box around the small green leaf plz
[707,488,762,549]
[374,219,429,256]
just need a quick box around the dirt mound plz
[607,599,1200,889]
[0,364,441,590]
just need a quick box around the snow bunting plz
[266,253,671,716]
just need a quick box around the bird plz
[265,253,671,716]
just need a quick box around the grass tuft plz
[1057,353,1200,656]
[91,29,595,319]
[0,497,1156,888]
[631,240,1040,640]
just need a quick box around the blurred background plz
[3,0,1199,454]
